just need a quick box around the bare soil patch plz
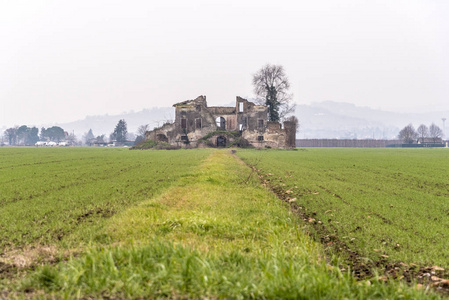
[0,245,61,279]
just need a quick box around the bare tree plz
[127,132,136,141]
[429,123,443,143]
[137,124,149,137]
[253,64,295,122]
[398,124,417,144]
[416,124,428,141]
[96,134,105,143]
[66,132,78,145]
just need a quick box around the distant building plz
[145,95,296,148]
[417,137,443,145]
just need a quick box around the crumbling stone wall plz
[283,121,297,148]
[144,95,295,149]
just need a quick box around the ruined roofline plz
[173,95,207,107]
[172,95,265,109]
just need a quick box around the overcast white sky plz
[1,0,448,127]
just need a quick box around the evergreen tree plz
[84,129,95,145]
[16,125,39,145]
[3,127,18,145]
[110,119,128,142]
[41,126,65,142]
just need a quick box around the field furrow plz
[237,148,449,268]
[1,149,436,299]
[0,148,443,299]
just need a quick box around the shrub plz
[131,140,180,150]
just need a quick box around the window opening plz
[195,118,202,129]
[215,117,226,130]
[239,102,244,112]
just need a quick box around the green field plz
[0,147,211,249]
[237,149,449,270]
[0,147,445,299]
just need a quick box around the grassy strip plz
[15,150,437,299]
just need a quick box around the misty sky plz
[1,0,448,128]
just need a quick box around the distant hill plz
[56,107,174,139]
[296,101,448,139]
[20,102,448,141]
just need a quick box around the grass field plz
[0,147,211,249]
[0,147,444,298]
[237,148,449,272]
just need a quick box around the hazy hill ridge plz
[55,107,174,138]
[23,102,448,140]
[297,102,448,139]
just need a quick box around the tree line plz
[398,123,444,144]
[2,125,76,146]
[2,119,150,147]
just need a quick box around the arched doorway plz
[216,136,226,147]
[156,134,168,143]
[215,117,226,130]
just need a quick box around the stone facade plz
[145,95,295,148]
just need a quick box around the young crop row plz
[6,150,436,299]
[0,148,211,249]
[237,148,449,268]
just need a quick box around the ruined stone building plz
[145,95,296,148]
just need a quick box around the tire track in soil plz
[239,159,449,296]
